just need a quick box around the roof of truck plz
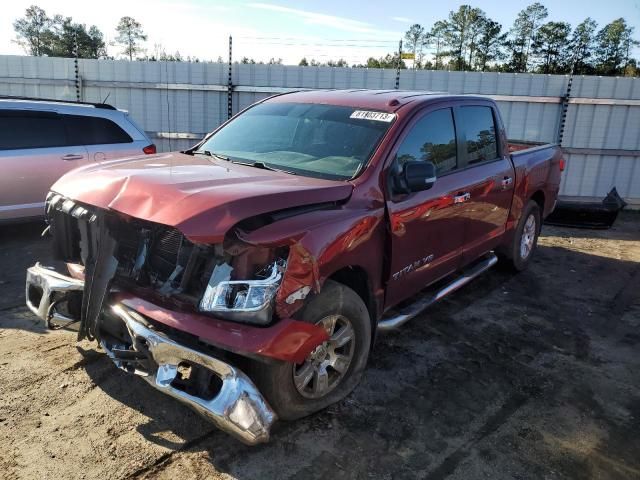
[264,89,491,113]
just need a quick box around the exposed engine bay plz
[44,193,289,341]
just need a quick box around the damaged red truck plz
[25,90,563,444]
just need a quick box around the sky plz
[1,0,639,64]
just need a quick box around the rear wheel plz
[498,200,541,272]
[250,280,371,421]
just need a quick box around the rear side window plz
[395,108,457,174]
[64,115,132,145]
[459,106,498,165]
[0,111,67,150]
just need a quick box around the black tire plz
[250,280,371,421]
[497,200,541,272]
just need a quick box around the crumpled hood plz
[51,152,353,243]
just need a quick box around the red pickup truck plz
[26,90,563,445]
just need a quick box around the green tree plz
[299,57,309,66]
[115,16,147,61]
[45,18,105,58]
[13,5,55,56]
[429,21,447,70]
[326,59,348,67]
[475,20,506,71]
[595,18,638,75]
[404,24,426,68]
[533,21,571,73]
[362,53,406,69]
[569,18,598,74]
[443,5,486,71]
[507,2,548,72]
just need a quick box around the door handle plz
[501,176,513,189]
[454,192,471,204]
[62,154,84,161]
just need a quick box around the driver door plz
[384,107,469,308]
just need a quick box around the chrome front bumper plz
[25,265,277,445]
[26,263,84,325]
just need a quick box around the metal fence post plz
[74,32,81,102]
[227,36,233,119]
[395,39,403,90]
[557,68,575,146]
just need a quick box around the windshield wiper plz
[234,160,297,175]
[193,150,229,162]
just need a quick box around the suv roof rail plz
[0,95,117,110]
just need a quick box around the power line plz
[235,41,399,48]
[237,36,398,43]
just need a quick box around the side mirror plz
[404,161,437,192]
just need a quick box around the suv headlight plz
[199,261,284,325]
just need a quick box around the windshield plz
[197,102,394,180]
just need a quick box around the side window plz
[395,108,457,174]
[64,115,133,146]
[460,106,498,165]
[0,111,67,150]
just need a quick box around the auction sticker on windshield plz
[350,110,396,122]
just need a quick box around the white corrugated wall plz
[1,55,638,203]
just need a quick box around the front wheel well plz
[328,266,376,329]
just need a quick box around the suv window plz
[0,111,67,150]
[395,108,457,174]
[64,115,132,145]
[460,106,498,165]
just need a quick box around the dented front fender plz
[237,206,386,319]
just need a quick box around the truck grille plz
[46,195,221,304]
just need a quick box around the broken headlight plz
[199,261,285,325]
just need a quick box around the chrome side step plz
[378,253,498,331]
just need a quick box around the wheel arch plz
[327,265,378,343]
[530,190,545,217]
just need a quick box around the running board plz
[377,253,498,331]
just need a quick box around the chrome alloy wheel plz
[293,315,355,399]
[520,213,537,259]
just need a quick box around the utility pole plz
[395,39,403,90]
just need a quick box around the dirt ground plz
[0,213,639,480]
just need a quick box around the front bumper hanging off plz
[105,305,276,445]
[25,264,277,445]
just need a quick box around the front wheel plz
[498,200,541,272]
[249,280,371,421]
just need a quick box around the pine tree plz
[115,16,147,61]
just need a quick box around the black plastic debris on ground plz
[544,187,627,229]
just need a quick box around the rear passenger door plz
[0,110,89,221]
[385,107,468,307]
[63,114,137,162]
[454,103,515,264]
